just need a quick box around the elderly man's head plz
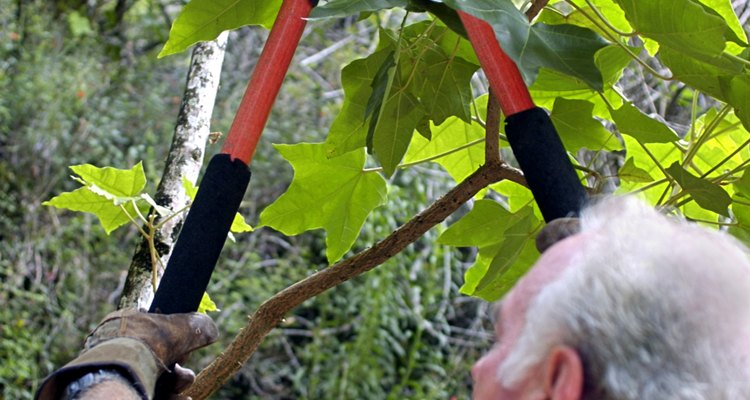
[472,197,750,399]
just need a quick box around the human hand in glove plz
[36,309,218,400]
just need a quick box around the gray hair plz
[499,197,750,399]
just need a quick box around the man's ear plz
[544,345,583,400]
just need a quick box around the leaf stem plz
[684,217,737,227]
[573,164,602,187]
[700,137,750,179]
[146,213,161,290]
[683,104,730,167]
[628,178,669,195]
[131,199,149,224]
[723,51,750,69]
[120,203,149,239]
[155,203,192,229]
[688,89,699,143]
[709,158,750,186]
[636,140,670,184]
[634,141,674,206]
[362,137,486,172]
[596,91,614,109]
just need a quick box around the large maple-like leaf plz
[550,98,621,151]
[443,0,607,89]
[159,0,281,57]
[438,200,540,301]
[615,0,739,59]
[259,143,388,263]
[43,163,148,234]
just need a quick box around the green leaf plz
[197,292,219,313]
[71,162,147,198]
[259,143,388,263]
[539,0,632,39]
[67,11,93,37]
[159,0,282,57]
[231,213,253,233]
[733,170,750,197]
[403,116,485,184]
[365,50,398,152]
[611,102,678,143]
[659,46,744,101]
[309,0,408,19]
[614,0,730,59]
[695,0,748,45]
[550,98,620,151]
[438,199,513,247]
[522,23,609,90]
[181,176,198,199]
[529,69,621,119]
[490,180,539,214]
[617,135,680,202]
[691,109,750,175]
[44,187,144,234]
[371,22,479,176]
[443,0,607,89]
[665,162,731,216]
[595,45,635,86]
[443,203,540,301]
[371,81,425,177]
[720,74,750,132]
[409,0,468,38]
[415,117,432,140]
[139,193,172,217]
[474,209,537,292]
[43,163,149,234]
[528,44,631,119]
[326,46,394,158]
[730,199,750,246]
[401,22,479,125]
[618,157,655,183]
[470,238,539,301]
[327,22,479,166]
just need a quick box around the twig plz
[186,162,525,399]
[525,0,549,20]
[485,91,501,164]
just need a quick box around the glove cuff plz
[36,338,160,400]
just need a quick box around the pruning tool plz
[149,0,586,314]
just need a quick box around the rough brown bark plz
[485,91,502,164]
[525,0,550,21]
[119,33,228,310]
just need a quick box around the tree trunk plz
[119,33,229,309]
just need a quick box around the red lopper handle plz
[221,0,315,165]
[457,11,535,117]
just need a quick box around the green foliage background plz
[4,0,750,398]
[1,1,488,398]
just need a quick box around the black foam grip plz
[149,154,251,314]
[505,107,587,222]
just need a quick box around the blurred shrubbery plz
[1,1,490,398]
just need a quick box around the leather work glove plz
[535,217,581,253]
[36,309,218,400]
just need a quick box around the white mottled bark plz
[119,32,229,310]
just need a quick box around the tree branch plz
[119,33,228,309]
[186,161,525,399]
[525,0,550,21]
[485,91,501,165]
